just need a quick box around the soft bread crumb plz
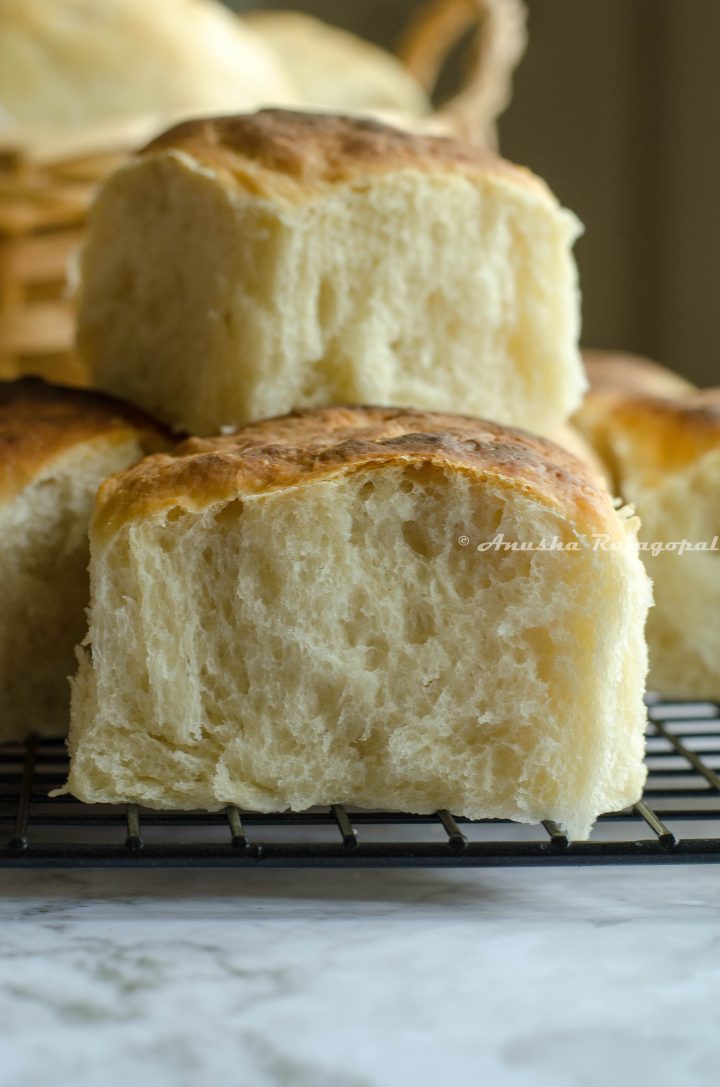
[78,110,584,437]
[0,437,149,738]
[0,378,169,740]
[66,410,650,839]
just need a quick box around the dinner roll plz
[575,388,720,698]
[582,349,696,399]
[0,379,168,741]
[0,0,298,131]
[65,407,650,840]
[244,10,430,117]
[77,110,584,437]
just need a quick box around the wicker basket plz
[0,0,526,388]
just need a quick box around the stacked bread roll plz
[1,6,676,841]
[575,352,719,699]
[1,1,526,388]
[60,405,649,840]
[3,104,651,842]
[76,111,585,437]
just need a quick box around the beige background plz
[231,1,720,387]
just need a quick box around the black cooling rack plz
[2,700,720,867]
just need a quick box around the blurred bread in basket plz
[76,109,583,437]
[246,0,527,144]
[574,353,720,699]
[0,0,526,387]
[0,0,299,130]
[0,0,292,387]
[244,9,432,119]
[0,378,169,741]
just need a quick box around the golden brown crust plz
[142,109,548,204]
[609,391,720,475]
[94,406,623,544]
[575,388,720,487]
[0,378,171,503]
[550,422,610,487]
[582,349,696,399]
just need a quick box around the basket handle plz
[397,0,527,147]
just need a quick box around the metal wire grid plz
[1,700,720,867]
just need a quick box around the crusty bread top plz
[550,422,610,487]
[93,406,625,544]
[142,109,549,204]
[605,390,720,473]
[577,388,720,487]
[582,349,696,399]
[0,378,170,504]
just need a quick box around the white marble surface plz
[1,865,720,1086]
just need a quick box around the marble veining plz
[1,867,720,1087]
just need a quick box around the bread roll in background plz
[574,351,697,492]
[575,387,720,699]
[0,0,299,131]
[582,349,697,400]
[65,407,650,839]
[244,10,430,117]
[0,379,169,741]
[77,110,584,438]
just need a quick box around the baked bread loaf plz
[0,378,168,741]
[0,0,298,131]
[77,110,584,437]
[582,349,696,399]
[65,407,650,839]
[575,388,720,698]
